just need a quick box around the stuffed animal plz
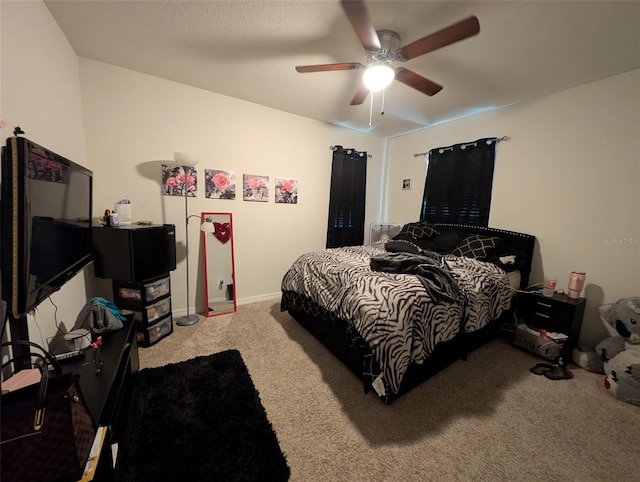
[573,297,640,406]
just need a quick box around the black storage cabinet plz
[92,224,176,281]
[92,224,176,346]
[62,317,139,480]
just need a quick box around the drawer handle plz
[536,301,553,308]
[534,312,550,319]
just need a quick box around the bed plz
[280,222,536,404]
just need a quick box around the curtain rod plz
[412,136,511,158]
[329,145,372,159]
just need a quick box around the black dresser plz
[62,319,138,480]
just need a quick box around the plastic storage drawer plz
[144,277,171,303]
[130,297,171,324]
[137,314,173,347]
[115,275,170,306]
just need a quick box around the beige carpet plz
[138,299,639,481]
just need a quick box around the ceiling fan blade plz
[350,83,369,105]
[295,62,363,73]
[397,15,480,61]
[340,0,381,51]
[395,67,443,96]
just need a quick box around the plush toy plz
[573,297,640,406]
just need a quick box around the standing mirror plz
[201,212,236,316]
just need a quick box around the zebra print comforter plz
[281,244,512,396]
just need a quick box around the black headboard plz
[431,223,536,290]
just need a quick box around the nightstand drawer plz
[518,294,581,328]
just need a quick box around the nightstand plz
[514,291,586,366]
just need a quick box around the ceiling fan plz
[295,0,480,105]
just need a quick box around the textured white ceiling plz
[44,0,640,138]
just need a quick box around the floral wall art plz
[162,164,197,197]
[205,169,236,200]
[275,178,298,204]
[243,174,269,202]
[29,155,69,184]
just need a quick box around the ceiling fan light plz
[363,64,395,91]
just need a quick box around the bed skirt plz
[281,290,508,404]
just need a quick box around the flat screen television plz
[1,136,93,318]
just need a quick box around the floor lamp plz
[173,152,205,327]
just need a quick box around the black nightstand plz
[514,291,586,366]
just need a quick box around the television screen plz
[1,136,93,317]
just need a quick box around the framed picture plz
[243,174,269,202]
[205,169,236,200]
[402,178,412,190]
[162,164,197,197]
[275,178,298,204]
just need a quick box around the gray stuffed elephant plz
[573,297,640,406]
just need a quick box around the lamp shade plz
[200,219,215,233]
[173,151,199,167]
[363,64,395,91]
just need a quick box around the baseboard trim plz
[173,292,282,317]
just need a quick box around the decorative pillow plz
[395,222,440,240]
[384,240,422,255]
[391,234,435,251]
[433,229,467,254]
[452,235,503,259]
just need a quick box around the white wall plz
[385,69,640,348]
[78,59,385,317]
[1,1,91,347]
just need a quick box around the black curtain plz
[420,138,497,227]
[326,146,367,248]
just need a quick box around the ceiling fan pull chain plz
[380,88,385,116]
[369,90,374,127]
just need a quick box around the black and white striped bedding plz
[281,244,512,396]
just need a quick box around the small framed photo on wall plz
[402,178,412,190]
[275,178,298,204]
[243,174,269,202]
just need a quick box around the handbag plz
[1,340,96,482]
[73,297,125,334]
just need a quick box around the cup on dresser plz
[567,271,586,299]
[542,276,557,297]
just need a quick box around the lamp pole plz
[176,169,200,326]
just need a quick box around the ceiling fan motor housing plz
[366,30,402,64]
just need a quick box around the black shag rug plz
[116,349,290,481]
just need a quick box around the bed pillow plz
[391,234,436,251]
[384,239,422,255]
[432,229,467,254]
[394,221,440,240]
[452,234,502,259]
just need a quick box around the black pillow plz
[395,221,440,240]
[452,235,502,259]
[384,240,422,255]
[433,229,467,254]
[391,233,436,251]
